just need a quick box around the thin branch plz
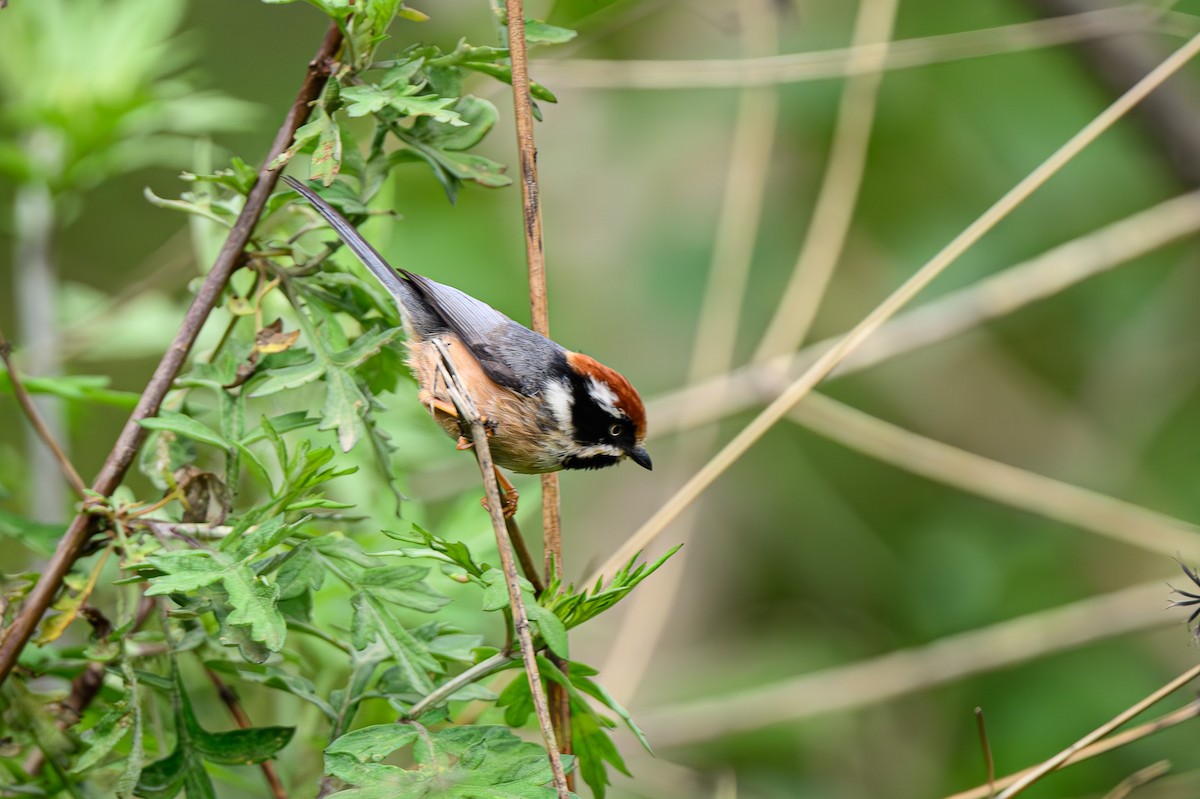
[588,30,1200,586]
[204,664,288,799]
[753,0,899,360]
[0,326,87,498]
[539,6,1160,89]
[0,21,345,685]
[975,708,996,799]
[790,392,1200,559]
[996,664,1200,797]
[641,579,1171,746]
[505,514,545,596]
[430,339,570,798]
[647,189,1200,439]
[404,651,513,720]
[498,0,561,581]
[947,702,1200,799]
[501,0,570,766]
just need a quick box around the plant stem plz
[431,340,571,798]
[501,0,571,769]
[0,325,86,498]
[0,21,345,686]
[404,651,513,720]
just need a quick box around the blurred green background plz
[6,0,1200,796]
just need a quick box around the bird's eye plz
[609,424,623,437]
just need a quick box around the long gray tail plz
[282,176,412,302]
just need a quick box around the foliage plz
[0,2,668,798]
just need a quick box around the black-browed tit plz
[282,176,651,500]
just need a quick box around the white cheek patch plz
[544,378,573,428]
[586,377,622,419]
[572,443,625,459]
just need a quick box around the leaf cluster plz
[0,2,672,798]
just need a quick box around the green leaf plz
[321,367,369,452]
[526,604,568,659]
[341,83,466,126]
[330,326,405,370]
[193,725,294,765]
[146,549,286,652]
[461,62,558,103]
[249,357,327,397]
[480,570,509,612]
[0,370,139,408]
[415,95,497,151]
[207,661,337,722]
[223,564,287,652]
[351,593,440,694]
[0,508,62,555]
[326,724,420,766]
[325,724,575,798]
[523,20,577,46]
[422,149,511,188]
[139,410,233,450]
[359,565,452,613]
[71,707,133,773]
[241,411,319,444]
[144,550,226,594]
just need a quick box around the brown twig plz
[505,514,545,596]
[975,707,996,798]
[500,0,571,770]
[0,326,87,498]
[996,664,1200,797]
[204,664,288,799]
[431,339,570,798]
[947,701,1200,799]
[0,21,345,686]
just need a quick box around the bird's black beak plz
[628,445,652,471]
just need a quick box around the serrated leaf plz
[144,550,226,595]
[223,564,287,652]
[71,708,133,773]
[351,593,439,694]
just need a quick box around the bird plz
[282,176,651,514]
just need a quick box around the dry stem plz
[0,325,87,498]
[588,29,1200,586]
[791,392,1200,559]
[649,189,1200,439]
[642,579,1172,746]
[0,21,345,684]
[540,6,1158,89]
[996,664,1200,796]
[947,702,1200,799]
[753,0,900,360]
[431,339,570,798]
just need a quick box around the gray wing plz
[400,269,566,396]
[283,176,563,396]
